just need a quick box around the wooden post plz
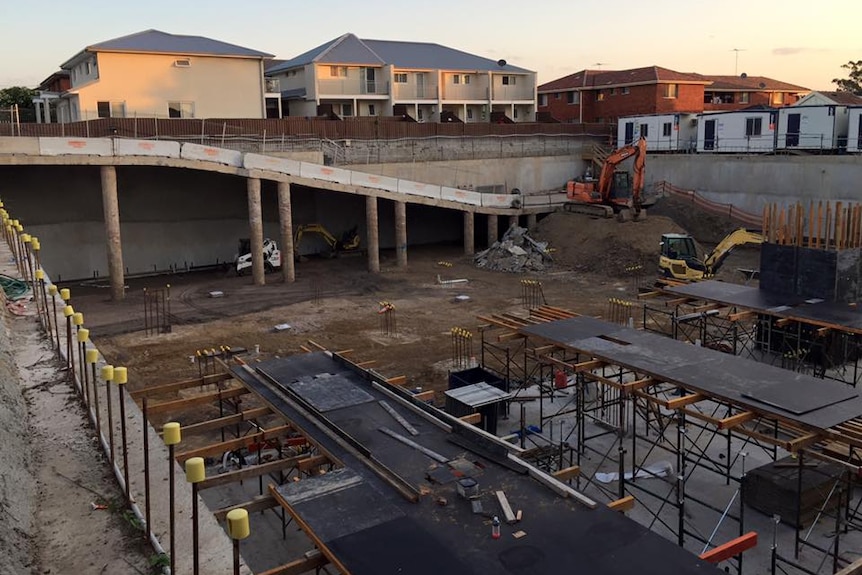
[277,181,295,283]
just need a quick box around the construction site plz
[3,132,862,575]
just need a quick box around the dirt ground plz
[0,194,762,574]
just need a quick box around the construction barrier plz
[180,142,243,167]
[39,137,114,156]
[655,180,762,229]
[115,138,181,158]
[243,152,301,175]
[440,186,481,206]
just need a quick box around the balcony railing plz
[491,85,534,101]
[393,84,439,100]
[265,77,281,94]
[318,76,389,96]
[441,85,489,101]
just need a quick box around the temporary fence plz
[655,181,762,229]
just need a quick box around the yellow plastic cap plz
[77,328,89,343]
[226,509,250,540]
[15,224,22,232]
[35,269,44,280]
[163,422,181,446]
[101,364,114,381]
[48,285,57,296]
[86,349,99,364]
[63,305,74,318]
[31,238,40,251]
[185,457,206,483]
[73,312,84,326]
[113,366,128,385]
[21,234,31,243]
[60,288,70,301]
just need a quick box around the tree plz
[832,60,862,95]
[0,86,37,109]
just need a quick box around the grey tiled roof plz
[87,29,273,58]
[268,33,531,74]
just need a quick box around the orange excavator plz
[565,136,647,221]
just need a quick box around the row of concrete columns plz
[99,168,534,299]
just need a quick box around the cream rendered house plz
[56,29,274,122]
[267,33,536,123]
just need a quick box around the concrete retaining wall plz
[648,154,862,214]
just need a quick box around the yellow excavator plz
[659,228,763,281]
[293,224,360,260]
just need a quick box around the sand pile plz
[530,212,688,276]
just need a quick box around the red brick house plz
[538,66,808,124]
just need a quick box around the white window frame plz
[168,101,194,118]
[662,122,672,137]
[394,73,408,83]
[663,84,679,99]
[502,75,516,85]
[453,74,461,85]
[330,66,347,77]
[622,86,630,95]
[98,101,126,118]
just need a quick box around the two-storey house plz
[55,29,274,122]
[538,66,808,124]
[266,33,536,123]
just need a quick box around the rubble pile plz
[474,226,553,273]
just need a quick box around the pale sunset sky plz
[0,0,857,91]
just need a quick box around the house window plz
[554,93,561,100]
[502,76,516,85]
[567,92,579,104]
[745,117,762,136]
[368,104,376,116]
[467,108,473,120]
[772,92,785,105]
[662,122,672,137]
[329,66,347,77]
[417,109,424,120]
[596,91,605,102]
[85,61,92,75]
[464,75,471,84]
[394,73,407,83]
[453,75,461,85]
[98,101,126,118]
[739,92,750,104]
[622,86,630,94]
[539,94,547,106]
[663,84,679,98]
[341,103,353,117]
[609,88,616,95]
[168,101,194,118]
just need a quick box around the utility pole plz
[731,48,746,76]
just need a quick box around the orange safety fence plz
[655,181,762,230]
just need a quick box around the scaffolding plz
[475,306,862,574]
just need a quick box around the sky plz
[0,0,858,91]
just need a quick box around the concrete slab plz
[181,143,243,167]
[39,137,113,156]
[243,153,301,175]
[115,139,180,158]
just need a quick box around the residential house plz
[538,66,808,125]
[55,29,274,122]
[849,106,862,153]
[266,33,536,123]
[776,91,862,151]
[31,71,70,123]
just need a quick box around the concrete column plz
[395,200,407,267]
[247,177,265,286]
[463,211,475,255]
[366,195,380,273]
[100,166,125,301]
[527,213,537,230]
[487,214,498,247]
[277,181,295,283]
[509,215,519,230]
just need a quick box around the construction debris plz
[474,226,552,273]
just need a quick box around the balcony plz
[441,85,489,101]
[491,85,534,101]
[393,83,439,100]
[319,74,389,97]
[265,77,281,94]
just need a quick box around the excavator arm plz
[704,229,764,275]
[597,136,647,204]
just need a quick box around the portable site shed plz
[617,113,698,151]
[696,108,777,153]
[776,105,850,151]
[848,107,862,153]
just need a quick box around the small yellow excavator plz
[293,224,360,260]
[659,228,763,281]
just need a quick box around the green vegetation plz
[832,60,862,95]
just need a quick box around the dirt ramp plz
[531,211,688,276]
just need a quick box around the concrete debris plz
[474,226,553,273]
[208,291,224,298]
[273,323,292,332]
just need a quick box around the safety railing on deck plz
[654,181,762,229]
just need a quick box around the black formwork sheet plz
[520,317,862,430]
